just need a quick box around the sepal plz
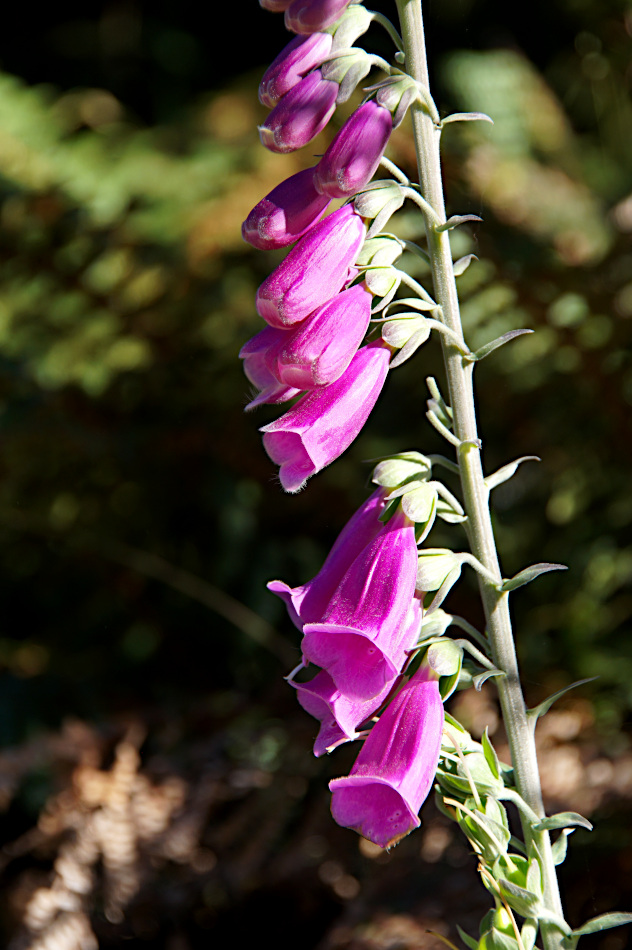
[321,48,372,103]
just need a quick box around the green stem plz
[395,2,566,947]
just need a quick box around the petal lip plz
[329,775,420,848]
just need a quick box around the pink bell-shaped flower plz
[259,70,338,154]
[260,0,293,10]
[239,325,301,410]
[259,33,333,108]
[329,664,444,848]
[291,669,396,757]
[302,509,421,700]
[256,204,366,328]
[260,340,390,492]
[242,168,332,251]
[314,100,393,199]
[285,0,355,34]
[268,487,388,629]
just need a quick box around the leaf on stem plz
[485,456,540,492]
[551,829,573,866]
[473,669,505,691]
[456,926,479,950]
[436,214,483,233]
[527,678,598,723]
[442,111,494,125]
[571,912,632,939]
[465,329,533,362]
[500,563,567,592]
[453,254,478,276]
[532,812,593,833]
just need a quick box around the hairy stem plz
[395,1,566,945]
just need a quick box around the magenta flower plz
[285,0,354,34]
[272,284,372,389]
[259,33,333,108]
[268,487,387,629]
[260,0,293,10]
[329,665,444,848]
[291,669,396,757]
[261,340,390,492]
[256,204,366,328]
[314,100,393,199]
[302,509,421,699]
[259,70,338,154]
[239,325,301,410]
[242,169,331,252]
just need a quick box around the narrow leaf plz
[527,678,598,723]
[442,111,494,125]
[466,329,533,362]
[456,925,478,950]
[481,727,500,780]
[472,669,505,690]
[485,456,540,492]
[501,563,567,592]
[453,253,478,276]
[521,919,538,950]
[498,878,541,917]
[572,912,632,938]
[533,812,593,833]
[551,829,573,866]
[436,214,483,233]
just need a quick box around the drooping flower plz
[260,340,390,492]
[256,204,366,328]
[272,284,372,389]
[239,325,301,410]
[268,486,387,629]
[259,33,333,108]
[285,0,355,34]
[314,100,393,199]
[329,664,444,848]
[259,70,338,153]
[242,169,332,251]
[301,508,421,700]
[290,669,396,756]
[260,0,293,10]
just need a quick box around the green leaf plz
[465,329,533,363]
[572,912,632,938]
[527,678,598,723]
[389,327,431,368]
[456,925,479,950]
[481,727,500,780]
[436,214,483,233]
[484,456,540,492]
[520,919,538,950]
[497,878,540,918]
[501,562,567,592]
[472,669,505,690]
[551,829,573,866]
[442,111,494,125]
[453,254,478,277]
[401,483,438,523]
[533,812,593,833]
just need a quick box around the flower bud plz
[260,0,293,10]
[242,169,332,251]
[272,284,372,389]
[314,100,393,199]
[285,0,355,35]
[260,340,390,492]
[256,204,366,328]
[259,70,338,154]
[259,33,333,108]
[239,325,302,410]
[329,664,444,849]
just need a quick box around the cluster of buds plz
[243,0,450,849]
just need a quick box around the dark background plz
[0,1,629,947]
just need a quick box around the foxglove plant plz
[242,2,632,949]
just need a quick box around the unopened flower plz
[256,204,366,328]
[329,664,444,848]
[268,487,388,629]
[259,33,333,107]
[261,340,390,492]
[302,508,421,700]
[285,0,355,34]
[291,669,395,756]
[242,169,332,251]
[259,70,338,153]
[260,0,293,10]
[314,100,393,199]
[239,325,301,410]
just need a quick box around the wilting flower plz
[242,169,332,251]
[290,669,395,756]
[302,508,421,700]
[256,204,366,328]
[314,100,393,199]
[329,664,444,848]
[239,325,301,410]
[259,70,338,153]
[259,33,333,108]
[285,0,355,34]
[261,340,390,492]
[268,486,387,629]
